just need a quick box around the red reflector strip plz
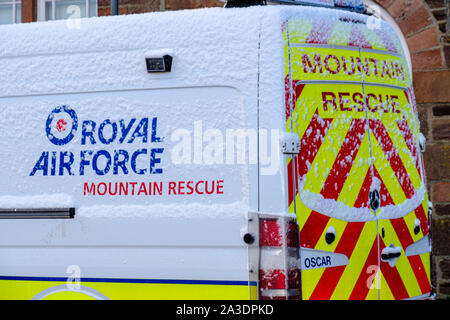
[288,268,301,289]
[260,219,282,247]
[259,269,286,290]
[286,221,300,248]
[259,216,301,300]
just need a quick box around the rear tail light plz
[258,216,301,300]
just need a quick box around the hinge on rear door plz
[280,132,301,155]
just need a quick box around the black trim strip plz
[0,208,75,219]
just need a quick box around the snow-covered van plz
[0,0,433,300]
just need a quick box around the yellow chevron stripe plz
[302,265,327,300]
[420,253,431,283]
[405,209,424,241]
[378,272,395,300]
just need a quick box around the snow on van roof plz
[0,7,263,58]
[0,5,395,58]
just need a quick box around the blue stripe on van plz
[0,275,257,286]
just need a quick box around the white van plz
[0,0,432,300]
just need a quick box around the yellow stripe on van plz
[0,280,254,300]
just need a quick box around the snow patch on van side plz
[77,201,248,219]
[0,194,74,208]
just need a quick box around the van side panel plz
[0,8,264,300]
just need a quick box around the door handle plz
[381,245,402,267]
[381,250,401,260]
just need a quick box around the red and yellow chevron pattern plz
[284,16,431,300]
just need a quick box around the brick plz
[432,218,450,255]
[411,48,443,70]
[424,144,450,180]
[407,26,440,53]
[120,0,159,9]
[433,120,450,140]
[439,283,450,296]
[433,105,450,116]
[434,182,450,202]
[435,204,450,216]
[439,21,447,34]
[375,0,393,7]
[387,0,421,20]
[98,0,111,6]
[440,259,450,280]
[445,46,450,67]
[21,0,37,23]
[98,7,110,16]
[431,8,447,21]
[398,6,434,36]
[413,70,450,103]
[417,105,429,137]
[424,0,446,9]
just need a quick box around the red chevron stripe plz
[285,77,305,121]
[370,119,415,199]
[414,204,429,235]
[297,111,333,180]
[287,157,299,206]
[348,25,372,49]
[354,168,372,208]
[321,119,366,200]
[300,210,330,249]
[407,255,431,295]
[375,29,398,54]
[305,19,334,45]
[379,239,410,300]
[374,168,395,207]
[349,237,379,300]
[396,118,421,178]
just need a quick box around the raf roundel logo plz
[46,106,78,146]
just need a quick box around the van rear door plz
[363,64,432,298]
[283,8,431,300]
[284,13,379,300]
